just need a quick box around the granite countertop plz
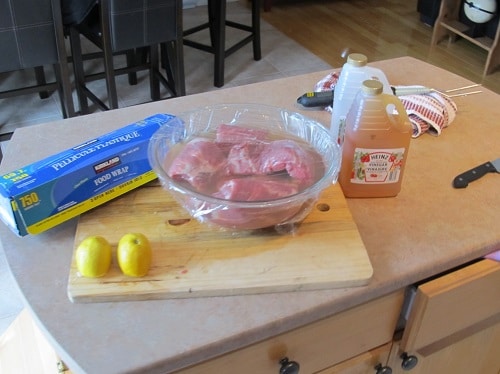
[1,57,499,373]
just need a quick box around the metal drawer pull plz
[374,363,393,374]
[400,352,419,370]
[279,357,300,374]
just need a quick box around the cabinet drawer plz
[400,259,500,356]
[316,342,392,374]
[392,321,500,374]
[176,291,404,374]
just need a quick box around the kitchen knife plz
[453,158,500,188]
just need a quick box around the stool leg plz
[161,40,186,97]
[98,0,119,110]
[209,0,226,87]
[53,63,69,118]
[149,45,161,101]
[252,0,262,61]
[69,28,89,115]
[34,66,50,99]
[102,45,119,109]
[161,42,176,95]
[171,39,186,96]
[126,50,138,85]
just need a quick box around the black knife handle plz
[453,161,496,188]
[296,90,333,107]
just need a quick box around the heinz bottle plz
[339,80,412,198]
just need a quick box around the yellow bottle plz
[339,80,412,198]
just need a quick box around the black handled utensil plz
[296,90,333,107]
[453,158,500,188]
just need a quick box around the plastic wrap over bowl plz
[148,104,341,231]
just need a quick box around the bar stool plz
[1,0,75,161]
[183,0,261,88]
[68,0,185,114]
[0,0,75,118]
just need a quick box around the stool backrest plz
[105,0,183,52]
[0,0,65,73]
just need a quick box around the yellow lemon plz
[117,233,152,277]
[75,236,112,278]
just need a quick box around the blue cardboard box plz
[0,113,175,236]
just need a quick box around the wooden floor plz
[262,0,500,94]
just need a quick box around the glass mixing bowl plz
[148,104,340,231]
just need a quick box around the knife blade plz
[453,158,500,188]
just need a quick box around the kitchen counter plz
[1,57,499,373]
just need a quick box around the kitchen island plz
[1,57,499,373]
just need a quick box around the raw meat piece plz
[216,124,268,144]
[213,177,300,201]
[225,142,266,175]
[208,178,304,229]
[167,138,226,190]
[259,140,316,183]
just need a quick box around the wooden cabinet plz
[431,0,500,75]
[316,321,500,374]
[175,291,404,374]
[390,259,500,374]
[176,260,500,374]
[315,260,500,374]
[0,309,72,373]
[388,321,500,374]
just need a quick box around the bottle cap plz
[347,53,368,67]
[362,79,383,95]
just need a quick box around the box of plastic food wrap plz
[0,113,175,236]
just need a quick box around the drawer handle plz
[374,363,393,374]
[279,357,300,374]
[400,352,418,370]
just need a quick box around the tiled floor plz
[0,1,330,337]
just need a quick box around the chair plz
[0,0,76,140]
[67,0,185,114]
[183,0,261,87]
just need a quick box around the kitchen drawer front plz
[176,291,404,374]
[391,320,500,374]
[316,342,392,374]
[400,259,500,356]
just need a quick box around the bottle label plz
[350,148,405,184]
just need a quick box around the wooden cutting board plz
[67,182,373,303]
